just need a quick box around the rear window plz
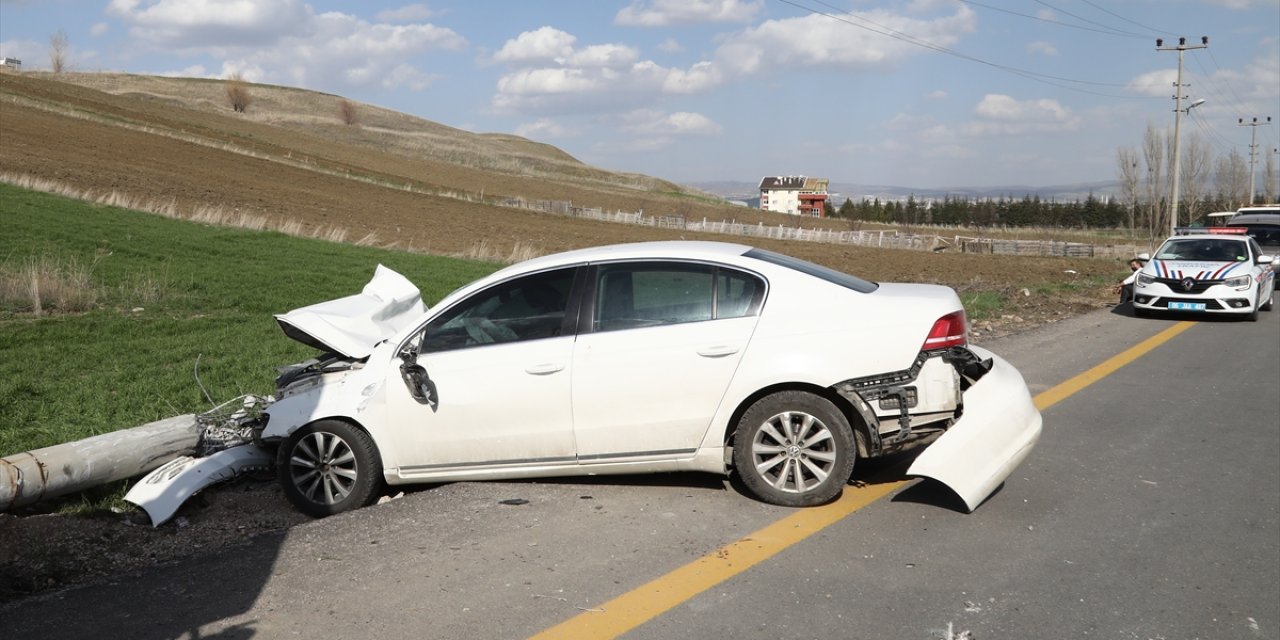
[744,248,878,293]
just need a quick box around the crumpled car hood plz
[275,264,424,359]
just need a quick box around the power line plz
[1075,0,1170,37]
[1031,0,1153,38]
[956,0,1148,38]
[780,0,1161,99]
[1201,48,1255,115]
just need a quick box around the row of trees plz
[1115,123,1276,238]
[827,194,1132,229]
[823,123,1276,236]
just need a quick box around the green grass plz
[958,291,1005,322]
[0,184,496,456]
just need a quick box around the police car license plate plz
[1169,302,1206,311]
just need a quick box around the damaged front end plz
[835,345,1042,511]
[124,354,367,527]
[124,395,274,526]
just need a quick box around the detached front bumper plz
[906,346,1042,511]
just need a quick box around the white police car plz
[1133,228,1276,320]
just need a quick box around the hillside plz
[0,71,1118,324]
[0,72,818,250]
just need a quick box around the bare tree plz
[1264,149,1277,204]
[1180,131,1212,221]
[225,72,252,113]
[1214,149,1249,209]
[337,98,359,126]
[1142,123,1166,238]
[1116,146,1141,231]
[49,29,69,73]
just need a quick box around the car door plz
[382,266,583,475]
[571,261,765,463]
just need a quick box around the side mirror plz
[1258,254,1275,265]
[400,361,437,409]
[397,334,436,408]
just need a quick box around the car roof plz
[488,241,756,276]
[1228,213,1280,226]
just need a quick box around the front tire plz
[278,420,382,517]
[731,391,855,507]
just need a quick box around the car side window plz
[421,268,575,353]
[717,269,763,319]
[593,263,763,332]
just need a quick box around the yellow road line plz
[528,477,910,640]
[530,320,1196,639]
[1032,321,1196,411]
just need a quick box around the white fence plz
[499,198,1138,259]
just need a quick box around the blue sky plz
[2,0,1277,189]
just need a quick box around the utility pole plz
[1238,116,1272,206]
[1156,36,1208,234]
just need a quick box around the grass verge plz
[0,184,495,456]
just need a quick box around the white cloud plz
[1208,0,1263,8]
[1127,69,1176,97]
[615,0,762,26]
[514,118,579,139]
[964,94,1081,135]
[713,6,976,76]
[1036,9,1055,20]
[621,109,722,136]
[660,61,723,93]
[160,64,209,77]
[1027,41,1057,56]
[493,26,576,65]
[105,1,466,92]
[568,43,640,68]
[925,89,947,101]
[491,30,726,114]
[107,0,315,48]
[376,4,437,23]
[91,23,110,37]
[657,38,682,53]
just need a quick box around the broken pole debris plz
[0,414,200,510]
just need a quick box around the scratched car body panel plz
[130,241,1042,522]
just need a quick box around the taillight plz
[922,311,968,350]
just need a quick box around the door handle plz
[697,345,739,358]
[525,362,565,375]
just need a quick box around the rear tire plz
[278,420,382,518]
[732,391,855,507]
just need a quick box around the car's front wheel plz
[278,420,382,517]
[732,391,855,507]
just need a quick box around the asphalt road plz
[3,305,1278,640]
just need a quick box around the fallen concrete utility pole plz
[1,414,199,511]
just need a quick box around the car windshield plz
[1155,238,1249,262]
[744,248,878,293]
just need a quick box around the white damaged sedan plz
[130,241,1042,521]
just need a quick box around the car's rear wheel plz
[278,420,382,517]
[732,391,855,507]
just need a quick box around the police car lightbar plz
[1174,226,1248,235]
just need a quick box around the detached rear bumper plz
[906,346,1042,511]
